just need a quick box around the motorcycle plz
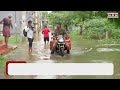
[50,34,71,56]
[56,35,65,56]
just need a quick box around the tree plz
[71,11,94,35]
[48,11,74,31]
[48,11,120,37]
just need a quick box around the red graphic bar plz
[107,13,118,16]
[6,61,26,75]
[108,14,118,16]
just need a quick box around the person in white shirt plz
[25,20,36,52]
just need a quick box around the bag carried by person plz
[23,29,27,37]
[23,26,34,37]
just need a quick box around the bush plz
[110,29,120,39]
[83,18,117,39]
[0,55,6,73]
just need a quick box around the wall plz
[0,11,22,34]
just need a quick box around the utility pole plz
[33,11,39,41]
[40,11,43,29]
[35,11,38,40]
[15,11,17,42]
[37,11,40,36]
[21,11,26,42]
[37,11,41,37]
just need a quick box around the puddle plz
[97,48,120,52]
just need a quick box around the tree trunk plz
[21,11,26,42]
[80,25,83,35]
[105,31,109,39]
[34,11,38,42]
[80,17,84,35]
[65,25,68,31]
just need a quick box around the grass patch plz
[0,35,22,44]
[0,55,7,73]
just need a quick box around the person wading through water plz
[25,20,36,53]
[0,14,13,48]
[42,25,50,44]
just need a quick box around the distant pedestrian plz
[25,20,36,52]
[0,14,13,48]
[42,25,50,44]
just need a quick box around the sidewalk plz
[0,40,13,55]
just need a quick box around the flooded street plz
[0,11,120,79]
[1,32,120,79]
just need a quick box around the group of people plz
[25,20,50,52]
[0,14,70,54]
[24,20,70,54]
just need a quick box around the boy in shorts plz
[42,25,50,44]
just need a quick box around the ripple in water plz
[97,48,120,52]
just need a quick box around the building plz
[0,11,35,36]
[0,11,22,35]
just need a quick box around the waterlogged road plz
[1,32,120,79]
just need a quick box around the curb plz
[0,46,18,55]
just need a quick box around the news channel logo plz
[107,13,119,18]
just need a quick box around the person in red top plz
[42,25,50,44]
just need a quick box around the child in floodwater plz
[42,25,50,44]
[25,20,36,52]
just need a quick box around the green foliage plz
[48,11,73,28]
[111,29,120,39]
[0,55,6,73]
[83,18,118,39]
[48,11,120,39]
[48,11,106,26]
[0,55,5,60]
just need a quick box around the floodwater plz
[1,33,120,79]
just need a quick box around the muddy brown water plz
[1,33,120,79]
